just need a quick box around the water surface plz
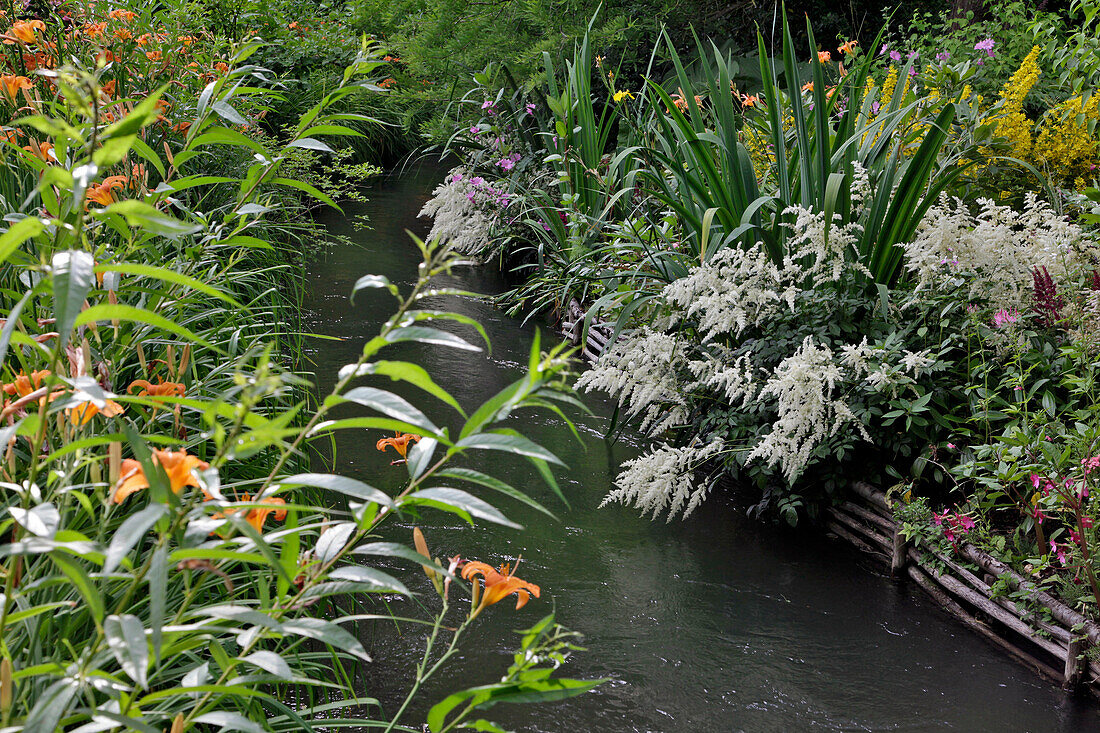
[302,161,1100,732]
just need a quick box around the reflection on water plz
[302,161,1100,732]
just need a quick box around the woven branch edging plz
[556,301,1098,690]
[829,480,1100,693]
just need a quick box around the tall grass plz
[0,5,598,731]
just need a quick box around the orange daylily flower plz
[801,81,814,93]
[67,398,125,426]
[0,74,32,103]
[128,378,186,400]
[838,40,858,55]
[108,9,137,22]
[4,20,46,45]
[145,50,162,62]
[739,93,760,108]
[112,448,209,503]
[213,61,229,74]
[210,494,288,533]
[241,494,287,532]
[99,79,116,100]
[2,370,51,398]
[461,560,541,618]
[85,22,107,39]
[376,431,421,459]
[87,175,128,206]
[817,51,831,63]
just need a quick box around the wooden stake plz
[1064,637,1087,693]
[891,527,909,576]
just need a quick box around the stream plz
[302,161,1100,732]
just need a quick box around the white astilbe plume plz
[748,337,870,484]
[663,205,867,343]
[419,168,493,255]
[850,162,871,209]
[903,193,1086,308]
[663,245,797,341]
[575,328,688,434]
[781,205,867,283]
[602,437,726,521]
[688,349,757,408]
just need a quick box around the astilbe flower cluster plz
[420,168,514,257]
[601,437,726,521]
[903,193,1084,311]
[1031,265,1065,327]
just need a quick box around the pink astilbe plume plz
[1032,265,1065,327]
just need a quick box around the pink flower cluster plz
[497,152,521,171]
[933,510,976,543]
[991,308,1019,328]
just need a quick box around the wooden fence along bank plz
[560,301,1098,695]
[827,481,1100,695]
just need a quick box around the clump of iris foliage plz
[421,1,1100,622]
[0,1,605,731]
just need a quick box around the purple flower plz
[889,50,901,62]
[470,176,485,186]
[907,51,919,59]
[498,157,515,171]
[974,38,995,57]
[526,102,536,114]
[469,125,480,135]
[481,100,497,115]
[936,51,951,62]
[879,43,890,56]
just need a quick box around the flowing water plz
[303,162,1100,732]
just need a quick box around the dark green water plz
[303,162,1100,732]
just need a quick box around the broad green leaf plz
[50,552,104,626]
[76,304,218,351]
[435,468,557,520]
[339,386,439,433]
[384,326,481,352]
[279,473,392,507]
[454,432,564,466]
[240,650,293,680]
[105,504,167,574]
[353,360,464,415]
[105,614,149,688]
[281,617,371,661]
[403,488,521,529]
[327,565,409,595]
[52,250,94,348]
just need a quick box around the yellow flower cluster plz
[994,46,1041,160]
[879,66,899,111]
[1032,94,1100,185]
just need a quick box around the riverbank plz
[306,161,1100,730]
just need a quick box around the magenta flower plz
[974,38,995,57]
[936,51,951,62]
[498,157,515,171]
[1050,540,1067,565]
[526,102,536,114]
[879,43,890,56]
[991,308,1019,328]
[889,50,902,62]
